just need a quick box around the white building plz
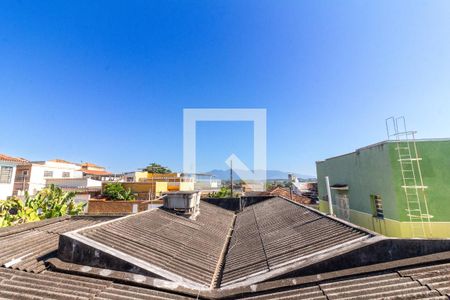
[13,159,83,196]
[0,154,27,200]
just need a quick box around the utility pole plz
[230,160,233,197]
[288,173,293,200]
[325,176,334,215]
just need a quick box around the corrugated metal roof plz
[399,262,450,296]
[221,197,371,285]
[57,197,377,289]
[77,201,235,287]
[0,216,114,273]
[2,257,450,299]
[0,267,192,299]
[238,263,450,299]
[1,196,450,299]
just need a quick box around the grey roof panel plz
[238,264,450,299]
[76,201,235,287]
[221,197,371,285]
[0,267,192,299]
[0,216,114,273]
[58,197,376,288]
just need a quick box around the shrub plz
[209,187,234,198]
[0,184,85,227]
[102,183,136,201]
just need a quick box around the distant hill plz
[206,169,315,181]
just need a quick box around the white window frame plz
[0,166,13,184]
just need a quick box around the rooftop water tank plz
[163,191,201,218]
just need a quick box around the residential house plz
[0,154,27,200]
[123,171,221,192]
[268,186,311,204]
[317,138,450,239]
[79,162,114,181]
[292,180,318,203]
[120,172,194,199]
[185,173,222,191]
[13,159,83,196]
[123,171,150,182]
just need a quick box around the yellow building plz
[119,172,194,200]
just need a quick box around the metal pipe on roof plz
[325,176,334,215]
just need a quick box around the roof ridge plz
[210,213,236,288]
[251,205,270,272]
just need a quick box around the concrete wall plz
[272,237,450,280]
[317,142,398,219]
[389,140,450,222]
[317,140,450,238]
[87,199,155,215]
[46,178,102,189]
[116,181,192,200]
[203,196,273,211]
[117,181,169,200]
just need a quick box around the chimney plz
[162,191,201,219]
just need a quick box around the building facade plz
[317,139,450,238]
[13,159,83,196]
[0,154,26,200]
[79,162,114,180]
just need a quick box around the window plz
[370,195,384,219]
[22,170,28,176]
[335,190,350,221]
[62,172,70,178]
[44,171,53,178]
[0,166,13,183]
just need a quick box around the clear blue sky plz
[1,1,450,176]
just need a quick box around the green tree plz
[209,187,234,198]
[0,184,85,228]
[103,183,136,200]
[142,163,172,174]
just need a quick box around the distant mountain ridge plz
[206,169,315,180]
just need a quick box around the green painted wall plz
[389,140,450,222]
[316,142,399,221]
